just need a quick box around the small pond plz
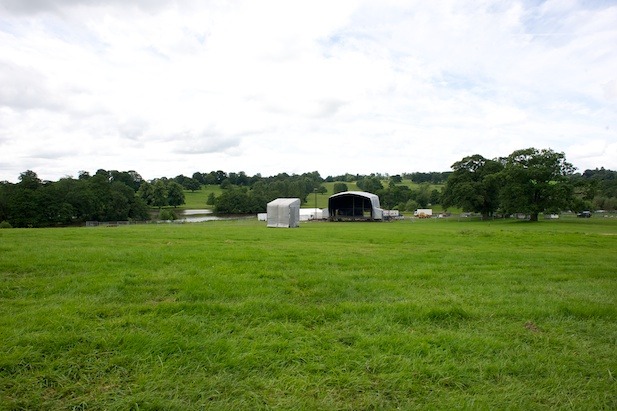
[178,209,254,222]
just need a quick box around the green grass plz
[181,185,222,210]
[1,218,616,409]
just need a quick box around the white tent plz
[267,198,301,228]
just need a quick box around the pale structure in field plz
[266,198,301,228]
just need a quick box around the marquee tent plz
[266,198,301,228]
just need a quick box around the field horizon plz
[1,218,616,409]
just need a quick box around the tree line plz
[0,169,190,227]
[1,148,616,227]
[441,148,617,221]
[0,170,150,227]
[210,172,324,214]
[323,171,451,184]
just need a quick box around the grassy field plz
[182,185,223,210]
[1,218,616,409]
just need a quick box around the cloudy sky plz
[1,0,616,182]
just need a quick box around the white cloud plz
[0,0,616,182]
[604,79,617,100]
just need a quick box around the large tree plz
[378,184,412,209]
[499,148,576,221]
[333,182,348,194]
[356,175,383,193]
[442,154,504,219]
[151,180,168,208]
[166,181,186,207]
[182,177,201,192]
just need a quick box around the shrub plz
[158,209,177,221]
[0,220,12,229]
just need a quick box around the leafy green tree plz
[202,171,219,185]
[333,182,348,194]
[182,177,201,192]
[0,181,11,223]
[88,170,113,220]
[228,171,250,186]
[110,170,143,191]
[442,154,504,219]
[411,183,432,208]
[499,148,576,221]
[214,186,251,214]
[152,180,168,208]
[106,182,133,220]
[215,170,228,185]
[7,170,43,226]
[191,172,205,185]
[379,184,412,209]
[166,181,185,207]
[579,168,617,211]
[356,176,383,193]
[430,189,441,205]
[206,192,216,205]
[596,197,617,211]
[18,170,42,190]
[137,181,155,206]
[126,196,149,221]
[405,199,419,212]
[36,183,74,226]
[61,178,96,221]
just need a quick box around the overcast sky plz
[1,0,616,182]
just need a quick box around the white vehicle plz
[414,209,433,218]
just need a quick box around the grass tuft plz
[424,306,472,323]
